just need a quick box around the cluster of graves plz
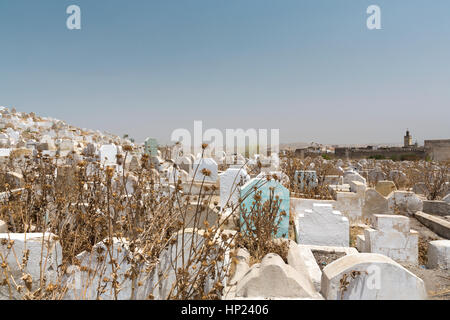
[0,107,449,300]
[0,106,129,164]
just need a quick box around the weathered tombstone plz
[349,180,366,195]
[321,253,427,300]
[388,191,423,215]
[228,248,250,286]
[179,155,192,173]
[240,178,290,239]
[235,253,320,299]
[334,191,364,223]
[294,170,318,191]
[323,175,343,185]
[295,203,349,247]
[0,233,62,300]
[422,200,450,216]
[99,144,118,165]
[343,170,366,185]
[427,240,450,270]
[389,170,408,188]
[375,180,396,197]
[362,188,391,219]
[290,198,336,217]
[192,158,218,183]
[357,214,418,265]
[144,137,158,157]
[219,167,250,211]
[64,237,140,300]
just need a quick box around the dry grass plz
[0,146,290,300]
[349,226,365,248]
[236,175,289,265]
[281,152,339,200]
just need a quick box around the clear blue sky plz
[1,0,449,145]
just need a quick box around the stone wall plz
[334,147,426,160]
[424,139,450,162]
[422,200,450,217]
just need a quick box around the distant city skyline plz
[1,0,449,145]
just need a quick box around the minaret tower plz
[404,129,412,148]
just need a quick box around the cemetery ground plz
[347,209,450,299]
[400,216,450,299]
[0,107,449,300]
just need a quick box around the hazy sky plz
[1,0,449,145]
